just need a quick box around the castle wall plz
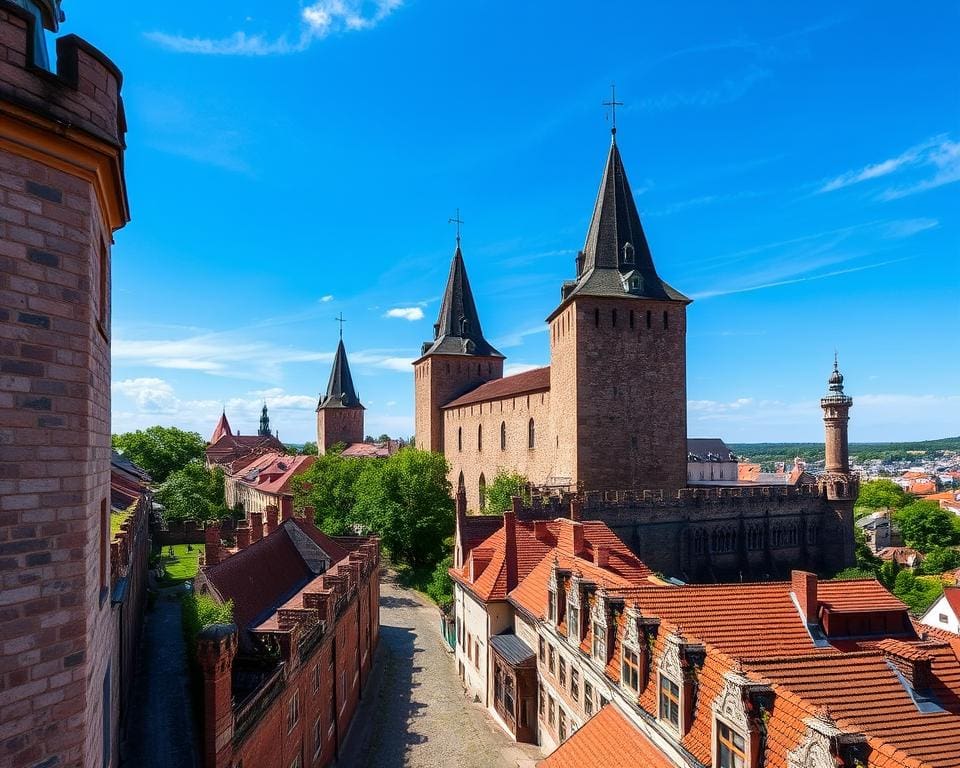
[0,6,129,766]
[443,387,556,511]
[317,407,363,455]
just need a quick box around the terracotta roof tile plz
[442,366,550,409]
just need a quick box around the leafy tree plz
[182,593,233,649]
[377,434,391,443]
[483,470,530,514]
[291,453,366,535]
[353,448,454,568]
[853,526,883,573]
[155,461,229,522]
[299,441,318,456]
[112,426,205,482]
[919,547,960,575]
[891,570,944,615]
[893,500,960,552]
[834,567,878,580]
[426,554,454,607]
[855,479,910,511]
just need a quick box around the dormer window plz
[717,723,747,768]
[592,622,606,660]
[623,242,635,264]
[659,675,680,729]
[622,648,641,692]
[548,589,557,623]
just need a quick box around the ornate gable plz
[787,713,866,768]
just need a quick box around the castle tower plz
[821,355,853,474]
[0,2,130,766]
[258,401,271,436]
[546,132,691,493]
[413,242,504,452]
[196,623,238,768]
[317,337,364,453]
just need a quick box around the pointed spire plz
[318,338,363,410]
[258,402,271,436]
[419,243,503,359]
[210,410,232,443]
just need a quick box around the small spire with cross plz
[448,208,464,247]
[334,312,346,340]
[602,83,624,140]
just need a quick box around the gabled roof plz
[228,451,316,495]
[418,245,503,360]
[687,437,736,462]
[318,338,363,410]
[550,137,689,317]
[443,366,550,409]
[539,703,675,768]
[210,410,232,443]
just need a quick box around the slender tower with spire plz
[316,330,365,454]
[257,402,271,437]
[819,355,857,568]
[413,231,504,453]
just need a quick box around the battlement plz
[0,1,125,147]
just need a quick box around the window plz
[503,672,515,714]
[646,310,652,329]
[612,309,617,327]
[559,709,567,742]
[467,633,472,662]
[457,427,462,452]
[568,606,579,640]
[287,691,300,732]
[474,639,480,669]
[500,421,506,450]
[479,474,486,512]
[630,309,635,328]
[659,675,680,729]
[548,696,556,726]
[940,613,949,624]
[528,418,535,449]
[313,716,322,758]
[457,471,465,495]
[584,681,594,716]
[717,721,747,768]
[98,240,110,338]
[477,424,482,451]
[548,645,556,674]
[592,622,605,660]
[570,668,579,701]
[539,637,545,663]
[594,308,600,327]
[548,591,556,622]
[623,648,640,692]
[559,658,566,687]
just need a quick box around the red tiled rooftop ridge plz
[443,366,550,409]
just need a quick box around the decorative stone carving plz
[786,713,866,768]
[624,603,642,649]
[659,630,685,682]
[712,670,771,733]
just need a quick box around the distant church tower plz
[546,129,691,493]
[317,337,364,454]
[258,403,271,436]
[413,241,504,453]
[821,355,853,475]
[820,355,857,568]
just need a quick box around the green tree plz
[182,593,233,650]
[291,453,366,535]
[891,570,944,615]
[855,479,910,511]
[919,547,960,575]
[426,554,454,607]
[112,425,205,482]
[893,500,960,552]
[299,441,318,456]
[853,526,882,574]
[483,470,530,514]
[155,461,229,522]
[353,448,454,568]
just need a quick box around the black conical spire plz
[419,244,503,358]
[258,402,271,436]
[318,339,363,410]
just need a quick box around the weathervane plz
[602,83,624,138]
[448,208,464,246]
[335,312,346,339]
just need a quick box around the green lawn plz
[110,505,134,538]
[156,544,201,584]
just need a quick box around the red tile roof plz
[442,366,550,409]
[210,411,232,443]
[539,703,675,768]
[229,451,315,495]
[943,586,960,621]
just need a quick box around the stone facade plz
[0,3,131,766]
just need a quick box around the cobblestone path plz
[338,574,541,768]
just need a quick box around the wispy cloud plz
[147,0,403,56]
[384,307,424,321]
[882,218,939,239]
[494,325,549,350]
[504,362,546,376]
[321,295,335,303]
[636,66,771,112]
[817,135,960,199]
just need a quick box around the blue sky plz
[65,1,958,443]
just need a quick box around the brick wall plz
[0,5,128,766]
[317,407,363,455]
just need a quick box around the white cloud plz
[882,218,939,239]
[384,307,424,321]
[147,1,404,56]
[321,295,335,303]
[637,66,770,111]
[494,325,548,350]
[817,135,960,199]
[504,362,544,377]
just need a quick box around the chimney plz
[883,645,932,691]
[511,495,522,515]
[792,570,819,624]
[558,520,584,558]
[280,495,293,521]
[533,520,550,542]
[503,510,518,590]
[265,505,279,535]
[205,523,222,567]
[594,545,609,568]
[569,497,582,522]
[249,511,264,543]
[236,523,251,550]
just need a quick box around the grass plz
[155,544,201,585]
[110,504,135,538]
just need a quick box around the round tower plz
[821,355,853,474]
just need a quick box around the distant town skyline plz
[70,1,958,443]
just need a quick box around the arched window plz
[477,424,483,452]
[457,427,462,452]
[528,418,536,449]
[500,421,506,451]
[457,472,465,495]
[479,474,486,511]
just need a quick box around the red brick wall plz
[0,7,127,767]
[317,407,363,455]
[414,353,503,453]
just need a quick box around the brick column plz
[197,624,238,768]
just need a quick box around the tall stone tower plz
[546,132,691,493]
[819,356,857,568]
[0,2,130,766]
[316,337,364,453]
[413,242,504,452]
[258,402,271,436]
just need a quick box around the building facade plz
[194,508,380,768]
[0,2,138,766]
[223,451,316,518]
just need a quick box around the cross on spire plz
[335,312,346,339]
[602,83,624,139]
[448,208,464,247]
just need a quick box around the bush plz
[483,470,530,514]
[426,555,454,608]
[182,593,234,650]
[919,547,960,575]
[891,571,943,615]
